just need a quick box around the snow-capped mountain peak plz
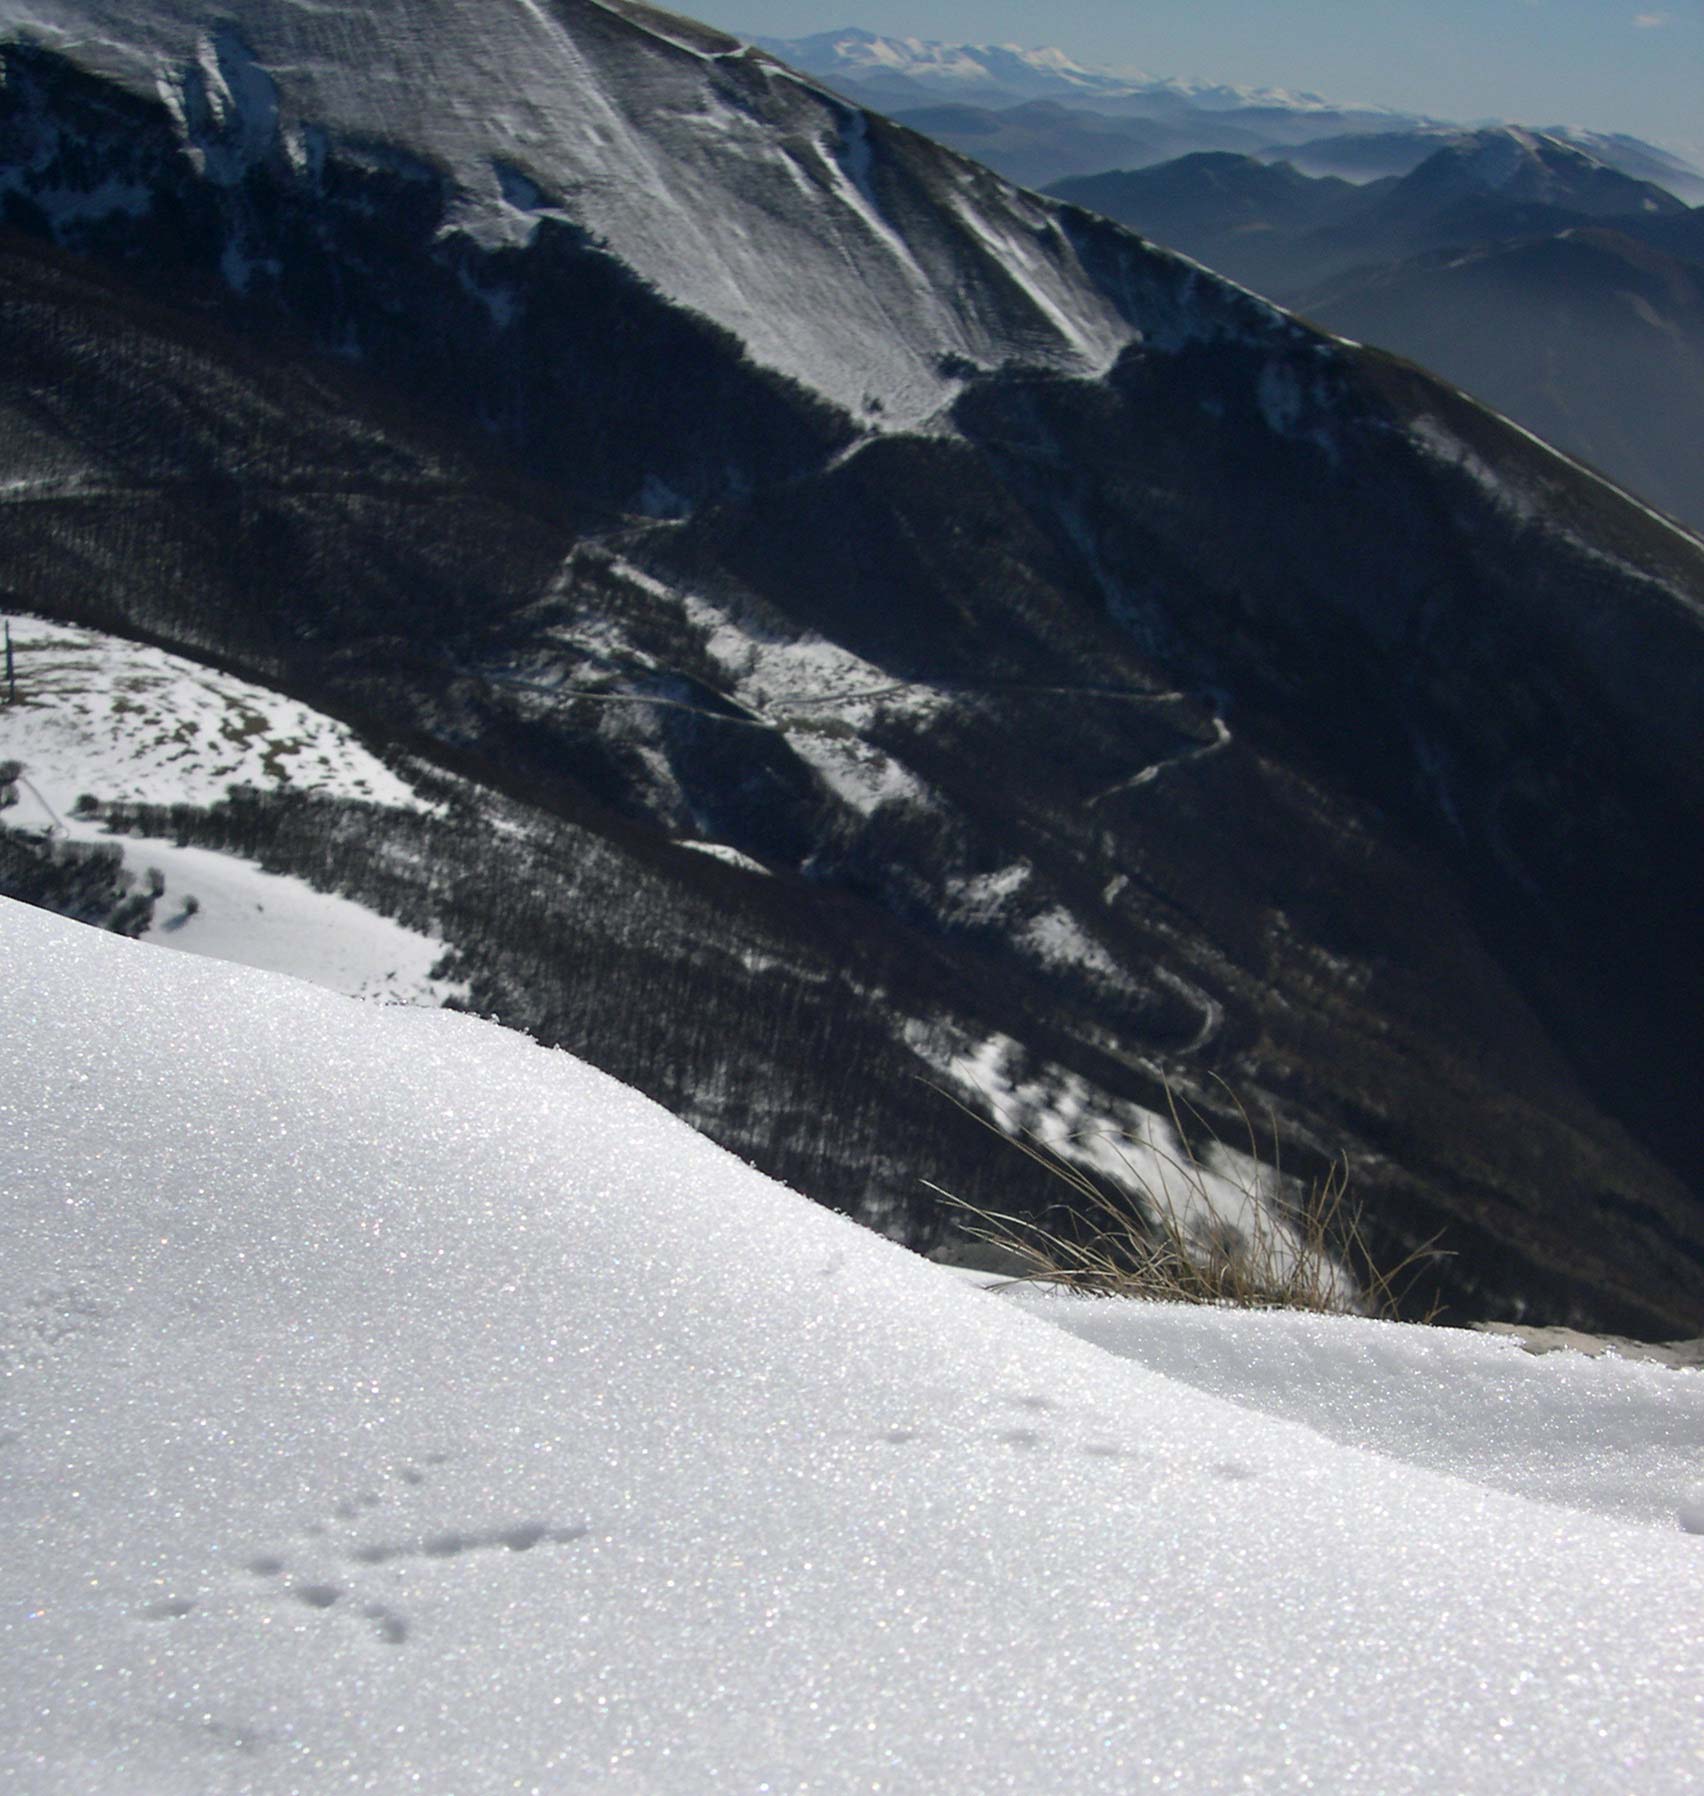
[756,24,1393,117]
[755,26,1153,97]
[1398,125,1688,215]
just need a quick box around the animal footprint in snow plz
[350,1521,588,1565]
[299,1451,450,1535]
[364,1604,409,1645]
[290,1580,408,1645]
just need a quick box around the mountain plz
[754,25,1385,120]
[1054,129,1688,287]
[1382,127,1686,221]
[1050,133,1704,526]
[1293,229,1704,536]
[881,101,1273,193]
[0,0,1702,1333]
[762,30,1704,199]
[1282,125,1704,202]
[12,898,1704,1790]
[751,25,1154,105]
[1050,152,1376,294]
[760,26,1429,177]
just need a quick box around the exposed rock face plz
[0,0,1701,1331]
[1474,1325,1704,1369]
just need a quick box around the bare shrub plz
[930,1083,1447,1321]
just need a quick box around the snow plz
[790,730,926,815]
[1480,410,1704,547]
[678,583,940,728]
[1410,415,1541,524]
[757,29,1138,99]
[0,612,426,815]
[679,838,769,875]
[1411,409,1704,559]
[1006,1294,1704,1533]
[126,831,463,1002]
[1019,902,1126,982]
[760,29,1393,118]
[6,898,1704,1793]
[0,0,1160,429]
[1,611,461,1003]
[942,857,1031,925]
[949,194,1122,367]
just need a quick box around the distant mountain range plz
[1,1,1702,1334]
[1050,129,1704,530]
[752,27,1388,116]
[761,28,1704,200]
[771,32,1704,530]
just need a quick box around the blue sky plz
[706,1,1704,162]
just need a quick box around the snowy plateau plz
[6,898,1704,1794]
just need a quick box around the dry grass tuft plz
[929,1082,1447,1322]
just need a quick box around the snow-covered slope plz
[0,612,424,814]
[5,897,1704,1793]
[1391,126,1687,217]
[0,613,460,1001]
[0,0,1154,427]
[1015,1291,1704,1530]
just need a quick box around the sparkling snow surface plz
[1010,1292,1704,1533]
[5,900,1704,1793]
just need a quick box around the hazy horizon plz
[708,2,1704,166]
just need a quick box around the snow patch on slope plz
[679,838,769,875]
[0,612,460,1003]
[126,831,462,1002]
[1020,904,1126,982]
[0,613,427,812]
